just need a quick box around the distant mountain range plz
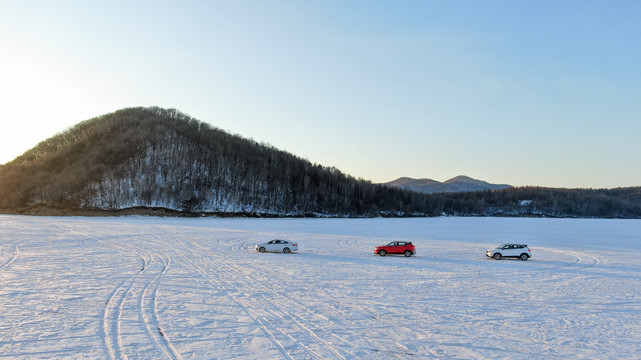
[383,176,511,194]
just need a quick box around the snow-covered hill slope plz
[0,107,420,217]
[1,216,639,359]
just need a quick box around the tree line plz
[0,107,639,218]
[428,186,641,218]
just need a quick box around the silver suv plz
[486,244,532,261]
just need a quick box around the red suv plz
[374,241,415,257]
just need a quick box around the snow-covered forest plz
[1,107,412,216]
[0,107,639,218]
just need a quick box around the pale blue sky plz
[1,1,640,188]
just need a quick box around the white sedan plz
[255,239,298,253]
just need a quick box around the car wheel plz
[493,253,502,260]
[404,250,412,257]
[520,253,529,261]
[379,250,386,256]
[283,247,290,253]
[258,247,266,253]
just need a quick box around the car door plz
[513,245,525,257]
[265,240,279,252]
[278,240,292,251]
[505,245,518,257]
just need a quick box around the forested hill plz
[0,107,639,218]
[0,107,429,216]
[430,186,641,218]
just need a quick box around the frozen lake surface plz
[1,216,640,359]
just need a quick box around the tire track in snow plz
[137,249,183,360]
[499,247,603,286]
[277,235,421,357]
[49,223,131,359]
[547,249,600,270]
[537,248,600,282]
[55,223,182,360]
[0,243,20,269]
[521,247,600,272]
[101,240,182,360]
[163,227,418,359]
[336,237,362,250]
[159,226,301,360]
[98,239,158,360]
[226,235,419,358]
[103,261,146,360]
[214,257,354,359]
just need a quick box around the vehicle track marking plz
[219,258,348,359]
[103,237,183,360]
[0,243,20,269]
[50,224,132,360]
[171,230,367,359]
[159,226,296,360]
[103,258,147,360]
[235,235,418,357]
[55,224,183,360]
[543,248,600,270]
[160,226,421,358]
[139,250,184,360]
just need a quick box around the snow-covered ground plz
[1,216,640,359]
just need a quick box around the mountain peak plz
[386,177,440,188]
[444,175,477,183]
[384,176,511,194]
